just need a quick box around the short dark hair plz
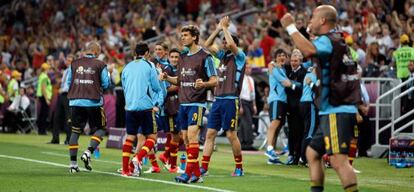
[169,48,180,55]
[275,49,286,57]
[135,43,149,56]
[155,41,169,50]
[223,35,240,46]
[181,25,200,44]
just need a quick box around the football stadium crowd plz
[1,0,414,190]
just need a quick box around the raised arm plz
[281,14,317,58]
[221,16,239,55]
[204,19,222,56]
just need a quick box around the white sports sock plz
[70,161,78,167]
[267,146,274,151]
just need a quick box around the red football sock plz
[201,155,211,171]
[169,141,179,168]
[349,139,358,165]
[234,155,243,169]
[148,153,159,168]
[179,138,184,145]
[122,139,134,172]
[185,143,200,176]
[164,133,172,158]
[136,138,156,162]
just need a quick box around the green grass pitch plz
[0,134,412,192]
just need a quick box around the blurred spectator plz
[246,39,266,67]
[257,86,269,139]
[36,63,52,135]
[357,65,371,157]
[393,34,414,81]
[259,29,276,66]
[364,42,386,77]
[49,55,73,144]
[3,88,30,133]
[238,65,257,150]
[7,70,21,101]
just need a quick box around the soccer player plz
[160,25,218,183]
[265,49,288,165]
[143,47,170,174]
[158,48,183,173]
[201,16,246,177]
[120,43,164,176]
[153,41,170,66]
[299,66,319,165]
[67,42,111,173]
[281,5,359,192]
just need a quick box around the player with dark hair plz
[201,16,246,177]
[120,42,164,176]
[160,25,218,183]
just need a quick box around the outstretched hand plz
[281,13,295,29]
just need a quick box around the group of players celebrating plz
[67,5,360,191]
[119,16,244,183]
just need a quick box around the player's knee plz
[226,131,237,141]
[306,146,319,162]
[206,130,217,140]
[147,134,157,142]
[126,135,136,141]
[329,154,348,170]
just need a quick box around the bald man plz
[66,41,112,173]
[281,5,359,192]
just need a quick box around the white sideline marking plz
[0,154,234,192]
[41,151,121,165]
[41,152,266,178]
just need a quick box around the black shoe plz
[242,146,258,151]
[47,140,59,144]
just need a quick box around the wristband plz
[286,24,299,36]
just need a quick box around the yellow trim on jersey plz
[188,144,199,148]
[142,146,150,152]
[310,181,323,187]
[100,107,106,129]
[124,141,133,147]
[91,136,102,143]
[122,152,132,157]
[69,145,79,149]
[152,111,157,134]
[329,114,339,154]
[169,116,174,132]
[345,185,358,192]
[235,99,239,131]
[197,107,203,126]
[170,153,178,157]
[354,125,359,138]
